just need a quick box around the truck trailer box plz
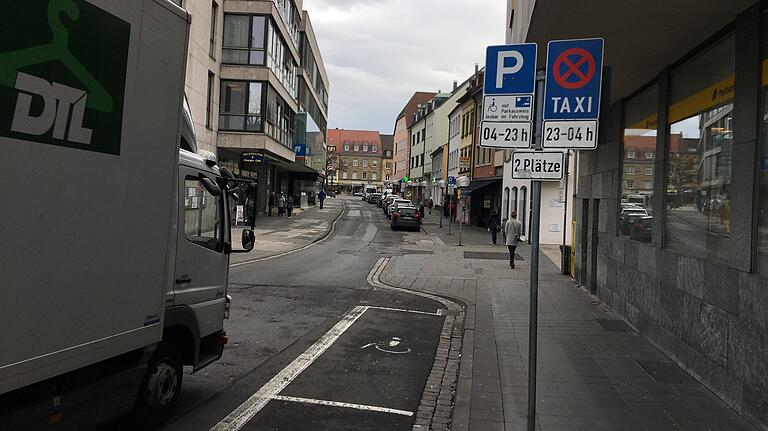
[0,0,190,395]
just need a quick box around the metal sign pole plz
[458,193,463,246]
[527,70,546,431]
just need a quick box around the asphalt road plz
[158,196,445,431]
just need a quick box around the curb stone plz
[367,257,465,431]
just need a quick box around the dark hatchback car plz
[390,206,421,231]
[630,215,653,242]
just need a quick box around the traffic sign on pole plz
[511,150,565,181]
[480,43,537,149]
[542,38,604,150]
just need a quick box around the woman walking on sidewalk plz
[504,211,523,268]
[268,192,275,216]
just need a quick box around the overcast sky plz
[302,0,507,134]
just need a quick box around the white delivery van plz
[0,0,255,428]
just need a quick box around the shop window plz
[759,15,768,275]
[666,33,734,261]
[619,83,657,242]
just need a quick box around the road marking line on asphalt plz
[270,395,414,417]
[368,306,441,316]
[209,305,370,431]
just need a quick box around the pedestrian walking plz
[268,192,275,216]
[318,189,327,209]
[504,211,523,268]
[449,201,456,222]
[277,192,286,216]
[418,203,425,220]
[286,195,294,218]
[487,211,500,245]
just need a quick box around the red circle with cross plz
[552,48,596,90]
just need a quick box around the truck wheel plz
[133,342,183,427]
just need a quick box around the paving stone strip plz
[367,257,465,431]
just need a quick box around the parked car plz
[382,196,396,214]
[353,192,363,197]
[620,209,648,235]
[630,215,653,242]
[388,199,412,219]
[368,192,382,204]
[391,205,421,231]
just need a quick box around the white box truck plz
[0,0,255,428]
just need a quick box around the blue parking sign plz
[544,38,604,120]
[484,43,537,95]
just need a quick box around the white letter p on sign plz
[496,50,523,89]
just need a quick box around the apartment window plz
[219,80,263,131]
[363,145,368,152]
[206,72,215,129]
[362,159,368,167]
[342,172,348,179]
[353,159,358,167]
[626,180,635,189]
[354,144,359,151]
[645,152,654,159]
[373,173,378,181]
[626,151,636,159]
[352,172,358,180]
[222,15,266,65]
[373,160,378,167]
[362,171,368,180]
[343,159,349,166]
[264,85,295,149]
[665,33,734,261]
[266,17,298,99]
[209,2,218,58]
[645,168,653,176]
[372,145,377,152]
[421,129,426,142]
[627,167,636,175]
[344,144,349,152]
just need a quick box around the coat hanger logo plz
[0,0,128,151]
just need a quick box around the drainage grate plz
[463,251,523,260]
[637,360,690,384]
[596,318,632,332]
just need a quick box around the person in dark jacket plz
[286,195,294,218]
[318,189,327,209]
[487,211,500,245]
[418,203,425,220]
[268,192,275,216]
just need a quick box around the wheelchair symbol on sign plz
[360,337,411,354]
[487,98,497,113]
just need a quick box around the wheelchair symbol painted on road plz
[361,337,411,354]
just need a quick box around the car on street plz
[388,198,412,219]
[620,209,648,235]
[630,215,653,242]
[353,192,363,197]
[382,195,398,214]
[368,192,382,204]
[390,205,421,231]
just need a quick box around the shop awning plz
[466,177,502,193]
[523,0,754,105]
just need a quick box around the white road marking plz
[368,306,441,316]
[270,395,414,417]
[347,209,361,217]
[209,305,370,431]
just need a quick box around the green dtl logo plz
[0,0,130,155]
